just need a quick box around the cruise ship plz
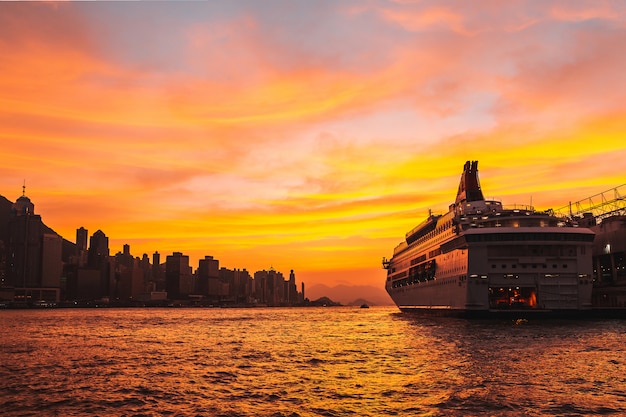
[383,161,595,314]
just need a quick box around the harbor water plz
[1,307,626,416]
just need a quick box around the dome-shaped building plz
[12,184,34,216]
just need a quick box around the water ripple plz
[1,308,626,416]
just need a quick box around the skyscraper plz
[5,187,62,303]
[166,252,192,299]
[87,230,111,298]
[8,193,42,288]
[76,227,88,252]
[88,230,109,269]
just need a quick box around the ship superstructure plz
[383,161,595,314]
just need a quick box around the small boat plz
[360,303,370,309]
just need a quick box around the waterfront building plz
[8,193,43,289]
[231,268,252,303]
[85,229,112,299]
[41,233,62,288]
[87,230,109,268]
[165,252,193,299]
[288,270,297,304]
[74,227,88,266]
[196,255,219,297]
[253,268,301,306]
[4,188,63,303]
[76,227,88,251]
[113,244,146,300]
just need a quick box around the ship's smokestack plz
[455,160,484,205]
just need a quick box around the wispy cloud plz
[1,1,625,287]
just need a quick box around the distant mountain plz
[309,296,341,306]
[306,283,394,306]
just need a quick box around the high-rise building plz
[197,255,219,296]
[76,227,88,252]
[74,227,88,267]
[86,230,111,299]
[152,251,164,291]
[41,233,62,288]
[8,198,42,288]
[288,270,297,304]
[88,230,109,269]
[165,252,192,299]
[5,187,62,303]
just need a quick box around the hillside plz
[306,283,394,306]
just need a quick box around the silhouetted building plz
[85,229,112,299]
[166,252,192,299]
[88,230,109,269]
[140,253,152,289]
[253,268,301,306]
[231,268,252,303]
[116,243,134,269]
[76,227,88,251]
[4,188,62,303]
[112,244,146,300]
[41,233,62,288]
[152,251,165,290]
[8,197,43,289]
[196,255,219,296]
[288,270,297,304]
[74,227,88,267]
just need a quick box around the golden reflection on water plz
[1,307,625,416]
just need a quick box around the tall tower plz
[165,252,191,299]
[76,227,88,252]
[75,227,88,267]
[8,185,42,288]
[288,269,297,304]
[88,230,109,268]
[87,230,111,298]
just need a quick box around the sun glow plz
[2,2,625,289]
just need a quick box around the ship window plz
[491,264,496,268]
[512,264,517,269]
[532,264,537,269]
[502,264,506,268]
[553,264,557,268]
[563,264,568,268]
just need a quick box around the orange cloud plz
[2,1,626,289]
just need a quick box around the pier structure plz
[557,185,626,308]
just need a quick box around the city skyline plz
[2,2,626,288]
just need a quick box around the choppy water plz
[1,307,626,417]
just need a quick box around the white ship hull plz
[384,161,594,314]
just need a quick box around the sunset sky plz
[1,1,625,288]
